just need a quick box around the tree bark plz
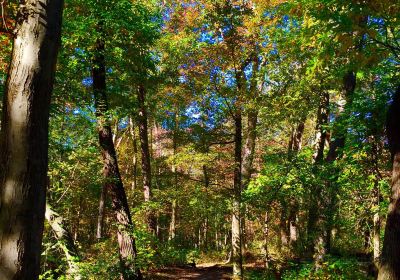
[92,36,142,280]
[308,93,329,236]
[286,120,305,253]
[308,92,329,267]
[263,211,270,269]
[293,121,305,152]
[169,199,176,241]
[313,92,330,163]
[371,137,381,264]
[45,203,81,280]
[96,185,107,239]
[137,85,157,234]
[279,205,289,249]
[378,85,400,280]
[129,117,138,191]
[169,112,179,241]
[242,110,257,189]
[0,1,63,279]
[232,111,243,279]
[373,209,380,262]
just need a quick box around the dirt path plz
[146,263,232,280]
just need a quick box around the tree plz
[379,85,400,280]
[0,1,64,278]
[92,34,142,279]
[137,85,157,234]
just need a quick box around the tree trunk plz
[169,114,179,241]
[288,201,298,247]
[169,199,176,241]
[373,211,380,262]
[45,203,81,280]
[287,120,304,252]
[96,185,107,239]
[308,92,329,266]
[371,138,381,264]
[308,93,329,236]
[263,211,270,269]
[242,110,257,189]
[129,117,138,191]
[232,111,243,279]
[0,1,63,278]
[92,36,142,280]
[313,92,330,163]
[324,71,356,253]
[279,206,289,249]
[378,85,400,280]
[137,85,157,234]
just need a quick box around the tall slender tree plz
[137,84,157,234]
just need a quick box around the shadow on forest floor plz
[145,263,233,280]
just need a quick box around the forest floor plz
[146,263,233,279]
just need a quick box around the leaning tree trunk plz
[378,85,400,280]
[232,110,243,279]
[137,85,157,234]
[0,1,63,279]
[45,203,81,280]
[92,36,142,280]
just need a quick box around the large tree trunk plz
[92,36,142,280]
[45,203,81,280]
[232,111,243,279]
[0,1,63,278]
[137,85,157,234]
[378,85,400,280]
